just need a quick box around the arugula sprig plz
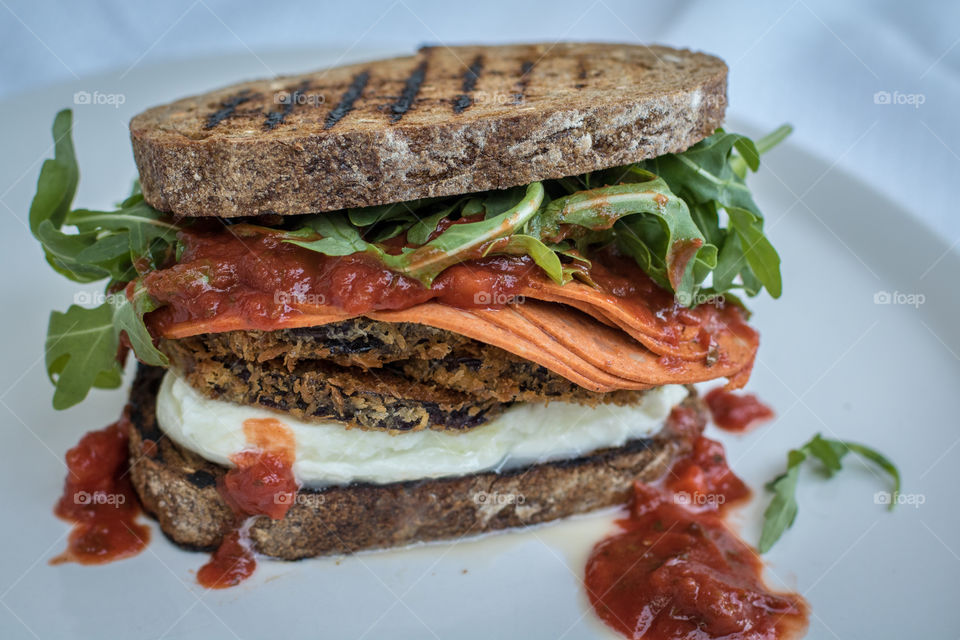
[30,110,172,409]
[642,126,791,299]
[282,126,790,303]
[759,433,900,552]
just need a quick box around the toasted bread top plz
[130,43,727,217]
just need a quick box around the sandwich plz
[31,43,787,571]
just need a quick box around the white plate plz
[1,49,958,639]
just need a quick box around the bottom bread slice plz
[127,366,705,560]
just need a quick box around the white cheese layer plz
[156,371,688,486]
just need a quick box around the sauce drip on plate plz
[51,414,150,565]
[585,408,808,640]
[705,387,775,432]
[197,418,298,589]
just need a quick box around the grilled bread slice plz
[130,43,726,217]
[126,366,704,560]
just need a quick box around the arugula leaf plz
[527,175,711,299]
[287,183,546,286]
[277,127,789,306]
[45,303,123,410]
[759,433,900,552]
[397,182,545,285]
[759,449,804,553]
[113,281,168,367]
[406,200,464,245]
[643,127,788,299]
[484,234,564,284]
[44,283,168,410]
[29,110,78,235]
[29,109,177,409]
[287,213,380,256]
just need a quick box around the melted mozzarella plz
[156,371,688,486]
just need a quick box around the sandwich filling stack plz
[32,44,787,563]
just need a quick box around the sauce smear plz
[585,414,808,639]
[51,416,150,565]
[196,530,256,589]
[705,387,775,432]
[197,418,298,589]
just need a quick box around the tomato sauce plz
[51,415,150,565]
[198,418,299,589]
[585,412,808,639]
[142,227,751,353]
[705,387,775,432]
[196,530,257,589]
[217,419,299,520]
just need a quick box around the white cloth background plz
[2,0,958,245]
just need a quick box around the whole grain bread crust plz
[127,366,704,559]
[130,43,726,217]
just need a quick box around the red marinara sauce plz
[705,387,775,432]
[196,530,257,590]
[143,229,537,333]
[585,409,808,640]
[51,415,150,565]
[141,228,750,352]
[197,418,299,589]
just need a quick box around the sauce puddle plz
[584,406,809,640]
[51,413,150,565]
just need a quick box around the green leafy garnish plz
[642,126,790,299]
[30,110,172,409]
[283,126,789,302]
[29,110,790,410]
[759,433,900,552]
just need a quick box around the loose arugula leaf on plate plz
[759,433,900,552]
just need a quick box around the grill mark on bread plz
[513,60,534,103]
[324,71,370,129]
[131,44,729,216]
[390,60,428,122]
[204,90,252,129]
[452,55,484,113]
[263,81,310,130]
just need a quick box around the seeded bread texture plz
[127,365,704,559]
[130,43,727,217]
